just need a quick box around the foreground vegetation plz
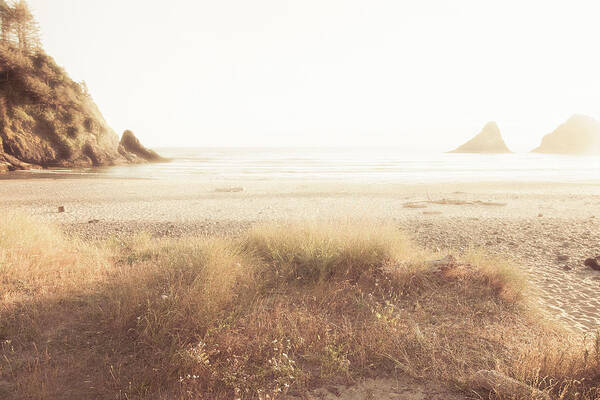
[0,215,599,399]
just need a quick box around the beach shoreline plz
[2,177,600,333]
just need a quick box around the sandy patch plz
[287,378,465,400]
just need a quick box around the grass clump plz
[243,222,419,285]
[0,214,599,399]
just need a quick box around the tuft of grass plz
[243,221,419,286]
[460,249,529,303]
[0,213,109,304]
[0,214,599,399]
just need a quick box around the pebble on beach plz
[584,257,600,271]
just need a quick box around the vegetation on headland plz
[1,214,599,399]
[0,0,40,53]
[0,0,162,172]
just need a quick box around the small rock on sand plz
[584,257,600,271]
[58,206,65,213]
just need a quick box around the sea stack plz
[449,122,511,153]
[532,114,600,155]
[118,130,165,162]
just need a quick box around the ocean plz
[6,147,600,183]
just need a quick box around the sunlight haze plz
[28,0,600,151]
[3,2,600,396]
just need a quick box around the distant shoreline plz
[1,171,600,186]
[1,148,598,183]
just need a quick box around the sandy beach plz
[2,177,600,334]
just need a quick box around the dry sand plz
[289,377,465,399]
[2,177,600,336]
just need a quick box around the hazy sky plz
[28,0,600,151]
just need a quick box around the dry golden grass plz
[1,214,599,399]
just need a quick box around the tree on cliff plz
[0,0,40,52]
[0,0,12,43]
[11,1,40,51]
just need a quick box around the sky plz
[27,0,600,151]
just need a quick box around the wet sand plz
[1,177,600,333]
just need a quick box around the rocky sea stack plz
[119,130,164,162]
[0,4,163,172]
[532,114,600,155]
[449,122,511,154]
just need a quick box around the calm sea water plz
[10,147,600,183]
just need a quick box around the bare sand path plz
[1,177,600,334]
[289,377,466,399]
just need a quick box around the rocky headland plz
[0,45,163,173]
[532,114,600,154]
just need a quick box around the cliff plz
[532,114,600,154]
[449,122,511,153]
[0,44,163,172]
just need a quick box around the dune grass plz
[0,214,599,399]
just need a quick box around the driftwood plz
[215,187,244,193]
[471,370,550,400]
